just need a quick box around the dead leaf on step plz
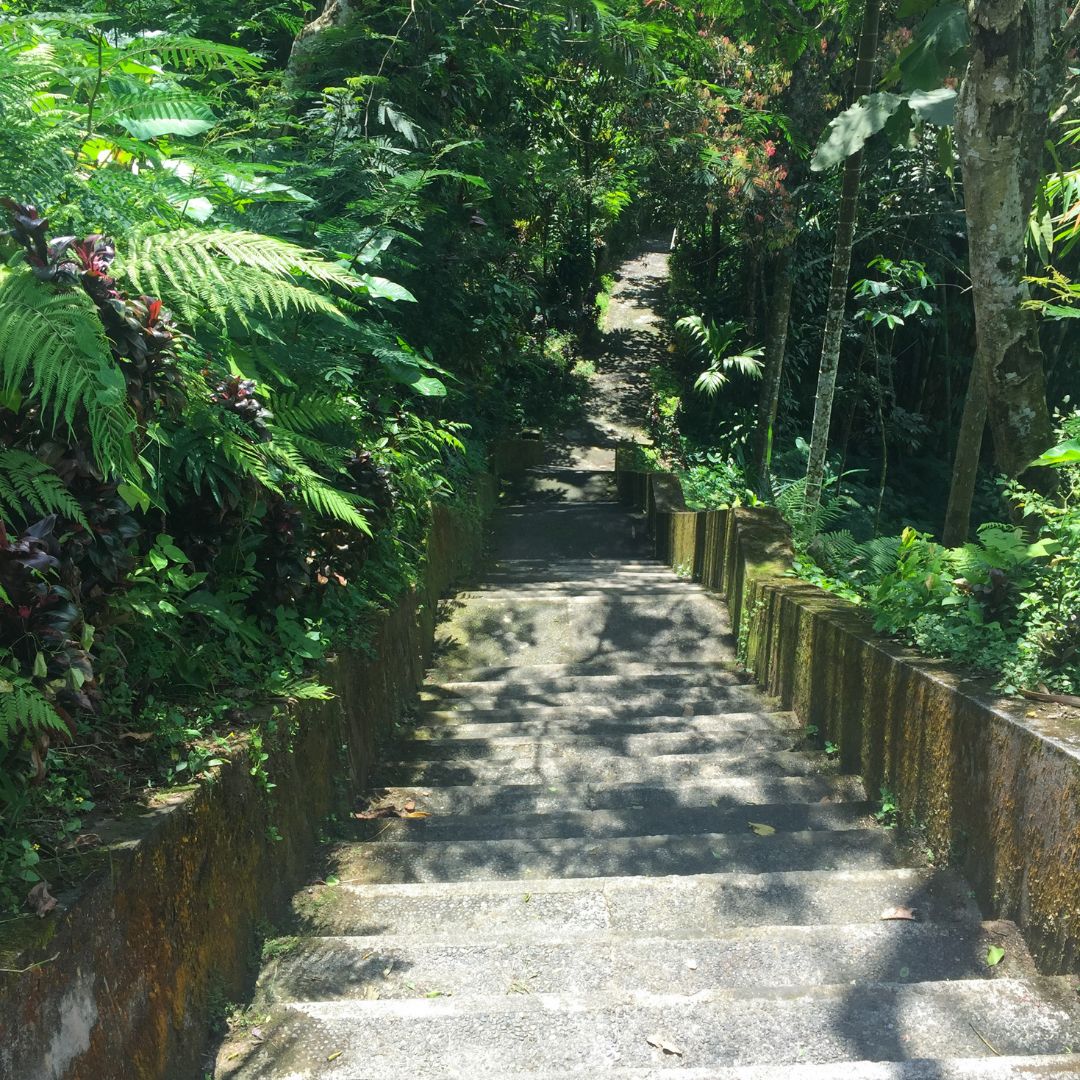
[250,1028,264,1042]
[880,906,918,921]
[26,880,57,918]
[748,822,776,836]
[327,1050,343,1062]
[646,1034,684,1057]
[353,802,430,821]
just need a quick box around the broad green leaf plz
[811,93,904,172]
[908,87,957,126]
[1038,303,1080,320]
[382,360,447,397]
[892,2,969,90]
[116,99,216,139]
[359,275,417,303]
[1030,439,1080,467]
[985,944,1005,966]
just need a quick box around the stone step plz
[419,687,768,717]
[485,559,670,573]
[349,800,875,843]
[490,503,649,560]
[216,979,1080,1077]
[484,1065,1080,1080]
[293,868,982,939]
[432,591,732,671]
[425,666,745,694]
[408,708,799,743]
[219,1060,1080,1080]
[379,750,833,787]
[409,710,799,742]
[257,921,1032,1003]
[326,827,899,884]
[365,774,868,816]
[459,585,705,600]
[394,728,800,764]
[428,660,738,683]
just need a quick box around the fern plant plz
[0,263,138,478]
[0,451,89,531]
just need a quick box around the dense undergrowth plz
[641,358,1080,698]
[0,1,681,915]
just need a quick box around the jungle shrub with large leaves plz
[0,14,476,914]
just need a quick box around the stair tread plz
[219,459,1076,1080]
[218,979,1080,1077]
[327,827,902,883]
[366,774,870,814]
[292,868,984,937]
[260,921,1035,1001]
[348,800,876,842]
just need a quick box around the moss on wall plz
[616,465,1080,975]
[0,477,496,1080]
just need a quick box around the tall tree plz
[802,0,882,519]
[944,0,1069,540]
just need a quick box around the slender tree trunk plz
[803,0,882,520]
[752,242,796,490]
[953,0,1058,498]
[942,358,988,545]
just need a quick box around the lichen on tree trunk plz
[953,0,1059,494]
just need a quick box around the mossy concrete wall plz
[0,478,496,1080]
[617,465,1080,975]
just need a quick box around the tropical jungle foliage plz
[3,0,1080,914]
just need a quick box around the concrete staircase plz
[215,463,1080,1079]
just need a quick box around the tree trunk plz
[802,0,882,520]
[954,0,1058,493]
[942,358,987,545]
[751,242,796,490]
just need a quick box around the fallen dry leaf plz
[402,810,430,819]
[250,1028,264,1042]
[26,881,57,918]
[327,1050,343,1062]
[403,799,416,812]
[880,906,918,921]
[646,1034,684,1057]
[748,822,776,836]
[119,730,154,742]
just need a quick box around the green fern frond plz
[119,229,360,330]
[0,671,69,745]
[0,450,88,530]
[118,35,263,75]
[268,393,360,434]
[0,267,137,477]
